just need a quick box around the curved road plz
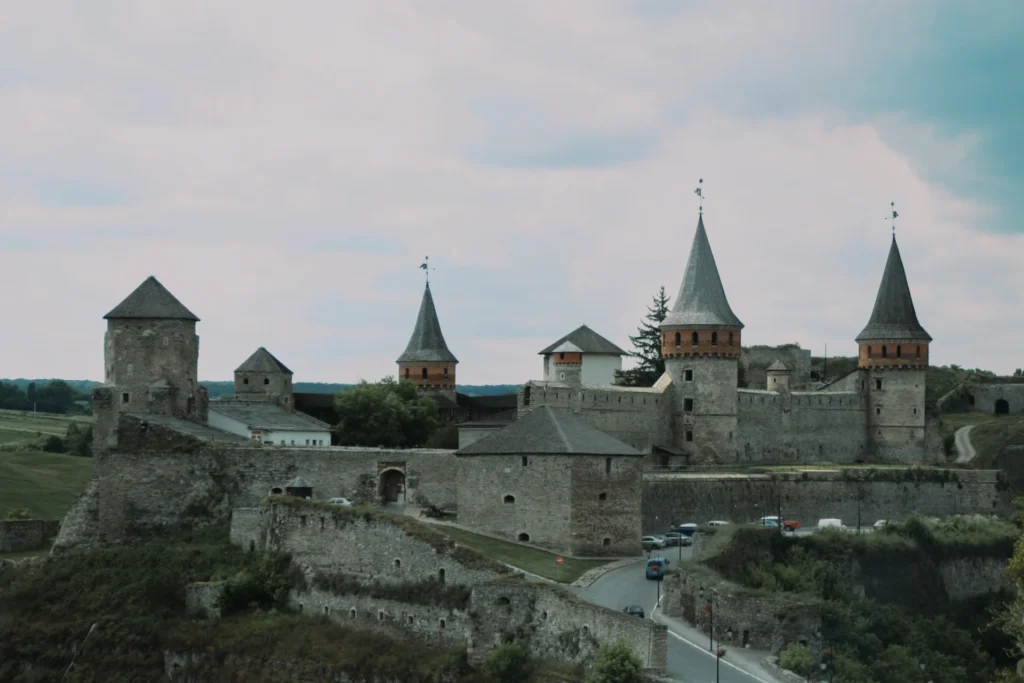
[572,551,781,683]
[954,425,977,463]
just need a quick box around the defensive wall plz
[0,519,60,553]
[229,499,667,673]
[941,381,1024,415]
[641,469,1009,532]
[739,345,812,389]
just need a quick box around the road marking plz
[651,597,777,683]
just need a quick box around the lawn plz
[0,450,93,519]
[939,412,996,442]
[971,414,1024,468]
[437,525,609,583]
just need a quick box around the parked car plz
[817,518,844,529]
[873,519,889,529]
[759,516,800,531]
[645,556,669,580]
[641,535,665,550]
[328,497,354,507]
[676,523,699,537]
[623,605,645,618]
[664,532,693,547]
[707,520,731,527]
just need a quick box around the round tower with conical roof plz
[396,283,459,400]
[659,214,743,462]
[856,236,932,458]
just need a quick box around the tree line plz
[0,380,88,414]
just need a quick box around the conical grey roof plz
[456,405,641,456]
[236,347,292,374]
[104,276,199,321]
[396,284,459,364]
[856,237,931,343]
[661,215,743,329]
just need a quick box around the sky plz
[1,1,1022,385]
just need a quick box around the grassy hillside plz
[0,409,91,439]
[0,451,93,520]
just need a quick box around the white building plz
[208,399,331,446]
[539,325,627,386]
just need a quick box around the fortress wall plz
[736,390,867,464]
[966,383,1024,415]
[740,346,812,388]
[640,470,1009,532]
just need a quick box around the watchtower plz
[396,282,459,402]
[235,347,294,407]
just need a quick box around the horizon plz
[2,3,1021,383]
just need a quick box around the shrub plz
[585,637,644,683]
[480,641,533,683]
[218,554,293,615]
[778,642,815,677]
[40,435,65,453]
[3,508,32,520]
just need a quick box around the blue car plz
[645,556,669,580]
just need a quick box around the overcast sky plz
[1,1,1021,385]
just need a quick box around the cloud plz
[0,1,1021,386]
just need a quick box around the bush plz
[586,637,644,683]
[778,642,815,677]
[218,554,293,615]
[3,508,32,520]
[480,641,533,683]
[40,435,65,453]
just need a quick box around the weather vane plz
[419,256,434,284]
[888,201,899,236]
[694,178,704,215]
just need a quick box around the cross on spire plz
[419,256,434,284]
[694,178,705,215]
[888,202,899,237]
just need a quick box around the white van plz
[707,520,730,527]
[817,518,844,529]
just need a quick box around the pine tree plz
[616,286,670,387]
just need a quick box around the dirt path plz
[954,425,977,463]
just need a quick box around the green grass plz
[972,415,1024,468]
[0,409,91,440]
[437,526,609,583]
[940,412,997,441]
[0,549,47,561]
[0,450,93,519]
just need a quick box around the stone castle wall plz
[0,519,61,553]
[641,469,1009,532]
[740,345,812,389]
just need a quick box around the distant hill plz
[1,379,521,400]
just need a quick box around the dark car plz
[623,605,645,618]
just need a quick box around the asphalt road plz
[573,551,776,683]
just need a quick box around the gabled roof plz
[396,284,459,364]
[236,347,292,374]
[856,236,932,343]
[456,405,641,456]
[661,215,743,329]
[209,400,331,431]
[538,325,627,356]
[767,360,790,372]
[104,276,199,321]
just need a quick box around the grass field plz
[437,525,609,583]
[971,415,1024,468]
[0,409,91,439]
[0,450,93,520]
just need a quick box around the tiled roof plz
[661,215,743,329]
[236,347,292,374]
[456,405,640,456]
[104,276,199,321]
[396,284,459,364]
[856,236,932,342]
[538,325,627,356]
[210,400,331,431]
[126,413,245,442]
[767,360,790,372]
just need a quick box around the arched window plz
[729,332,734,346]
[518,532,530,542]
[867,346,873,359]
[264,378,270,385]
[691,331,699,346]
[523,386,531,406]
[421,367,428,379]
[674,332,681,348]
[896,345,902,359]
[443,367,449,379]
[439,568,445,584]
[598,492,607,501]
[503,494,515,504]
[711,332,718,346]
[916,346,921,360]
[603,538,611,546]
[394,558,402,568]
[881,346,887,358]
[404,367,410,379]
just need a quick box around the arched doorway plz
[379,469,406,504]
[995,398,1010,415]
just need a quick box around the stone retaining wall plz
[0,519,61,553]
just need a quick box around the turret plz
[549,341,583,386]
[235,347,294,407]
[856,234,932,458]
[95,276,207,450]
[660,214,743,462]
[539,325,626,386]
[766,360,791,393]
[396,283,459,400]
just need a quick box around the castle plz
[517,212,941,466]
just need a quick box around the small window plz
[439,618,446,629]
[691,331,699,346]
[405,368,410,379]
[439,568,446,584]
[684,398,694,412]
[605,457,612,475]
[378,611,385,622]
[882,345,888,358]
[504,495,515,504]
[521,456,528,467]
[443,367,449,379]
[598,492,607,501]
[324,606,330,615]
[896,345,902,359]
[394,558,402,568]
[913,408,917,415]
[421,367,428,379]
[305,439,310,445]
[868,346,873,359]
[603,537,611,546]
[729,332,734,347]
[264,378,270,385]
[685,430,693,442]
[876,407,881,415]
[685,369,693,381]
[674,332,681,348]
[559,352,565,359]
[711,332,718,346]
[243,377,249,384]
[875,379,882,391]
[524,386,531,406]
[916,345,921,360]
[518,533,530,542]
[121,392,130,404]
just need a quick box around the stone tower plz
[766,360,791,393]
[235,347,294,407]
[660,214,743,462]
[396,283,459,401]
[856,235,932,460]
[94,276,207,451]
[549,341,583,386]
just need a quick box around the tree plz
[65,422,93,458]
[35,380,75,414]
[585,638,644,683]
[333,377,439,447]
[616,286,670,387]
[479,641,532,683]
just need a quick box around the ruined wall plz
[469,580,667,673]
[0,519,60,552]
[740,346,812,389]
[641,469,1009,532]
[962,383,1024,415]
[662,565,822,655]
[736,389,867,464]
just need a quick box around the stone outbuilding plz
[539,325,627,386]
[208,399,331,446]
[456,405,643,557]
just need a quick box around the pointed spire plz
[236,347,292,374]
[396,283,459,364]
[856,236,931,342]
[661,215,743,329]
[104,276,199,321]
